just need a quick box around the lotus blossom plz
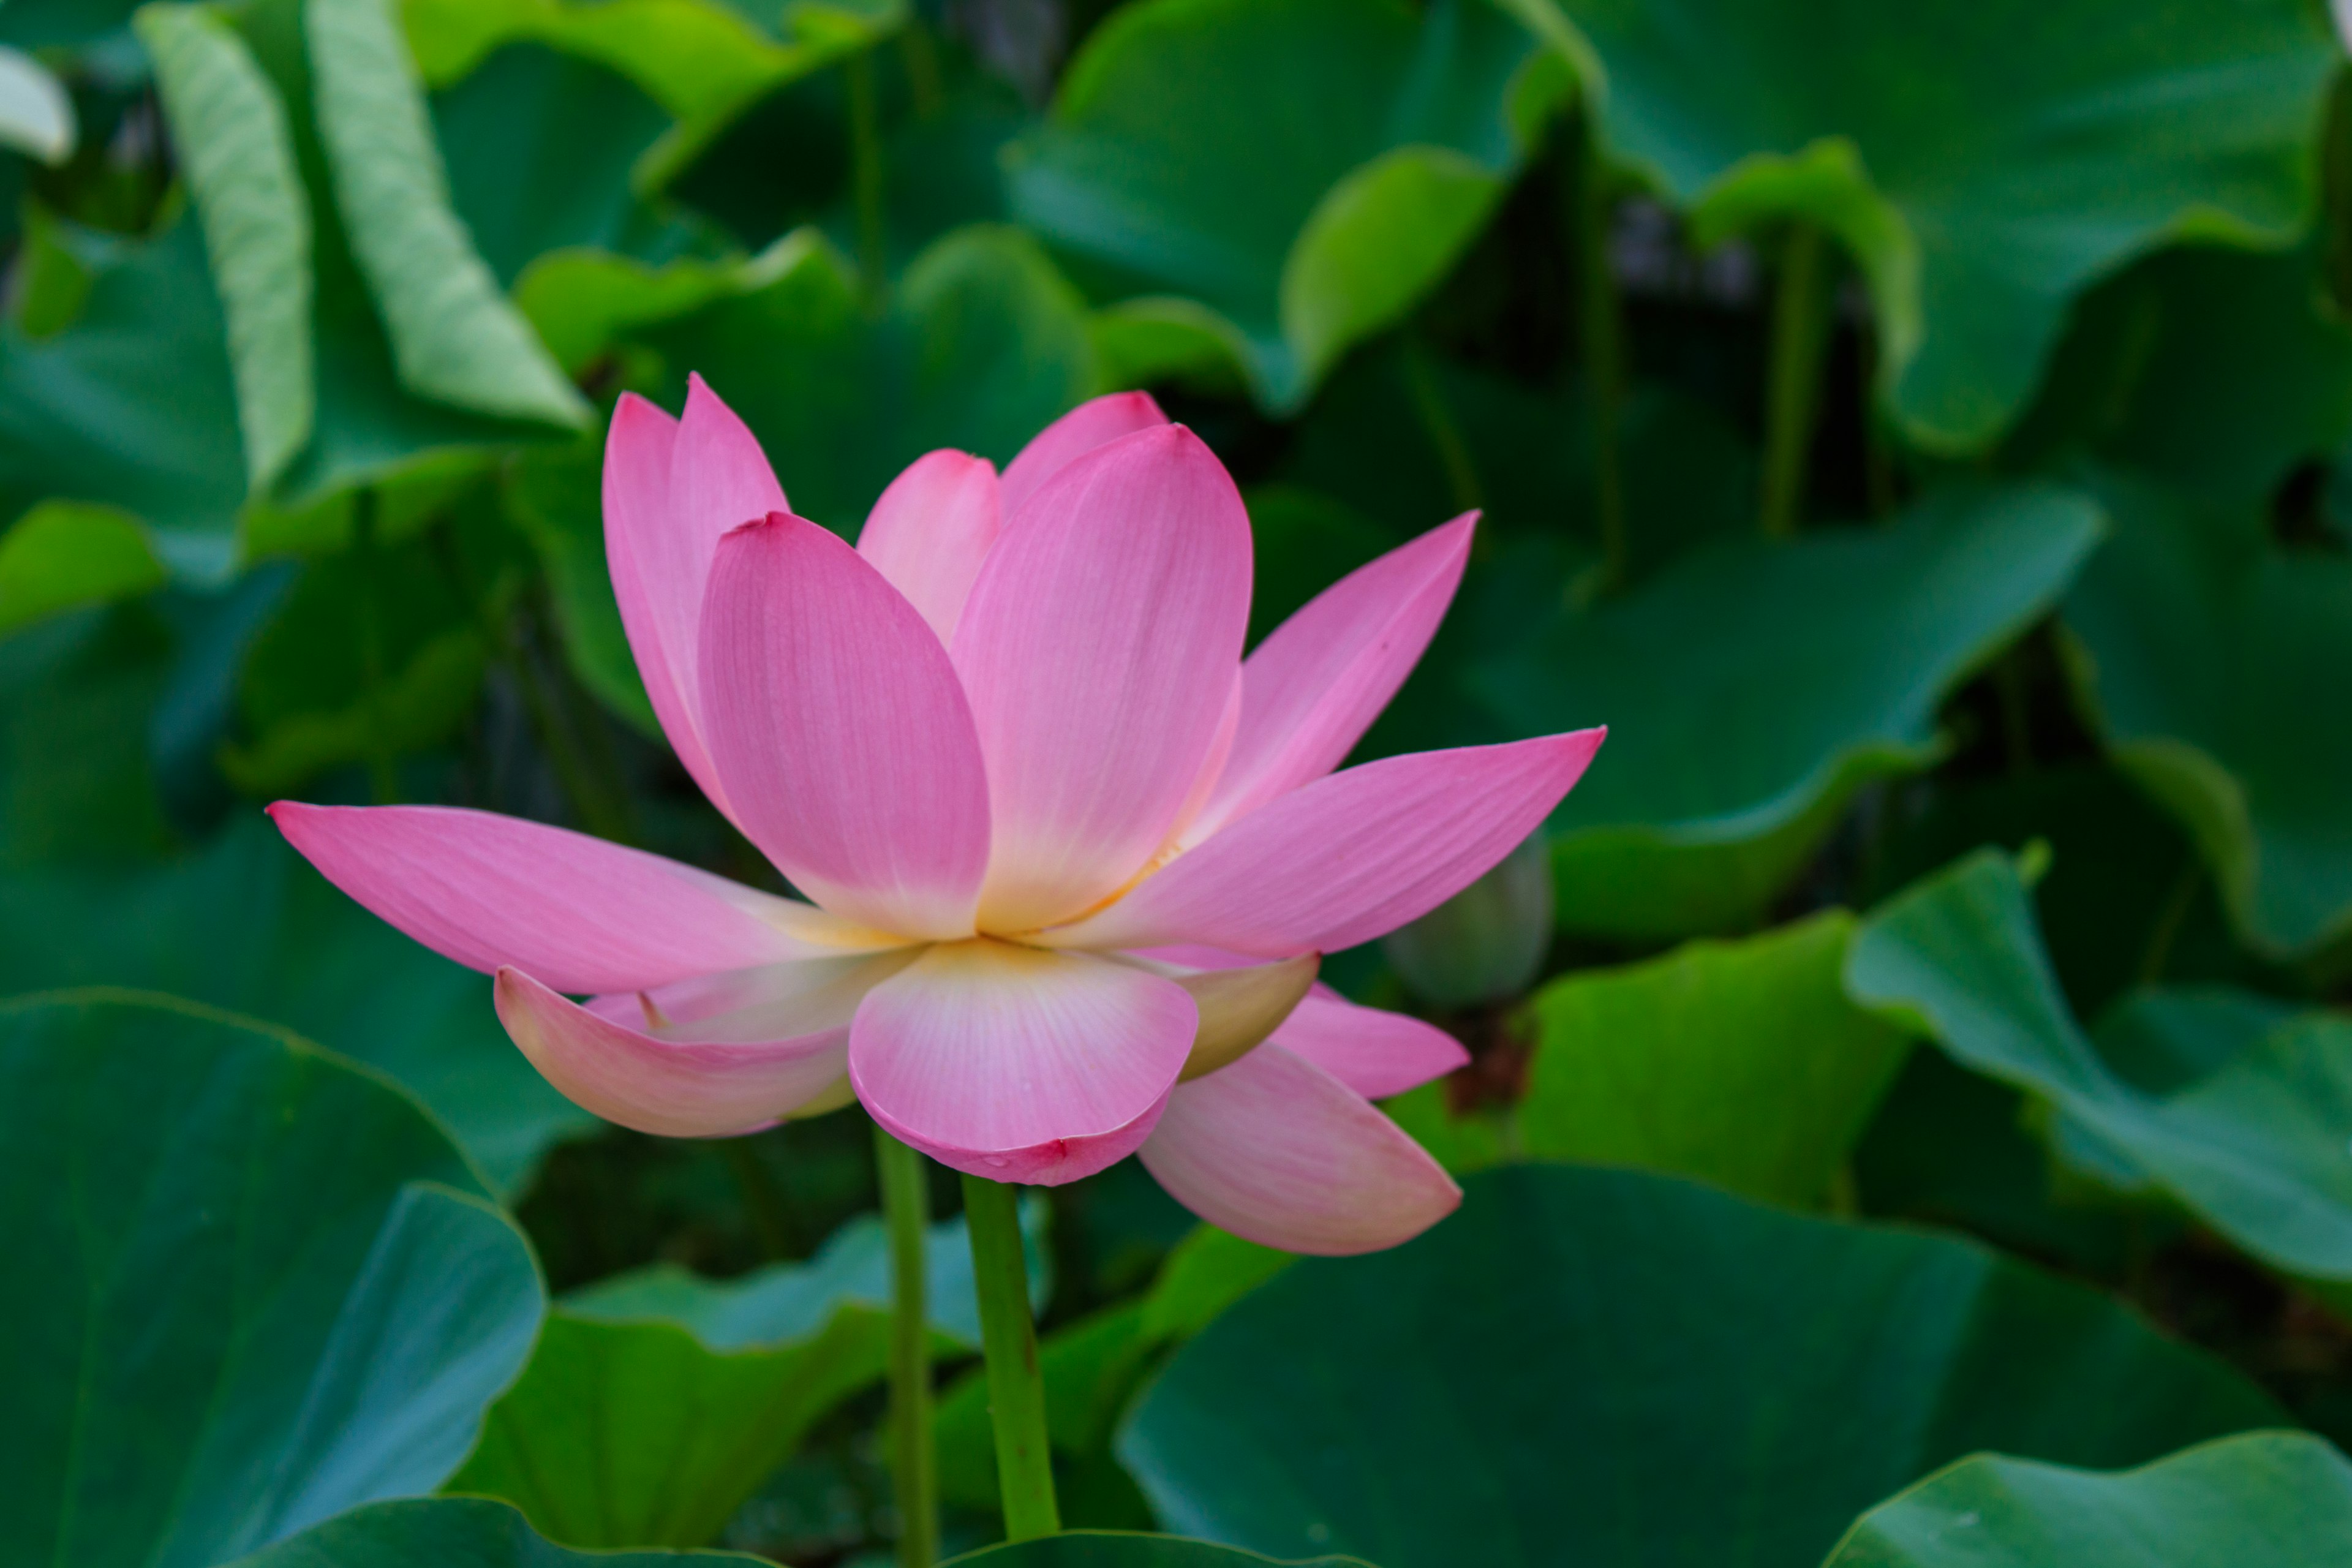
[271,381,1604,1254]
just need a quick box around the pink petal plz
[997,390,1168,523]
[849,940,1196,1185]
[1271,987,1468,1099]
[603,377,787,815]
[856,449,1002,643]
[1192,513,1475,843]
[586,948,922,1042]
[700,513,993,940]
[954,426,1253,931]
[1046,729,1607,957]
[497,965,858,1138]
[268,802,900,995]
[1139,1042,1461,1255]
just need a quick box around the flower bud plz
[1381,830,1554,1008]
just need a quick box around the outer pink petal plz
[1139,1042,1460,1255]
[701,513,993,940]
[604,377,787,815]
[849,940,1196,1185]
[496,966,850,1138]
[954,426,1252,931]
[1191,513,1475,843]
[269,802,900,995]
[1046,729,1607,957]
[586,948,923,1041]
[857,450,1001,643]
[998,390,1168,523]
[1271,987,1468,1099]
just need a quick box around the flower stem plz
[845,47,888,311]
[960,1172,1058,1540]
[1759,219,1832,540]
[876,1126,939,1567]
[352,488,400,805]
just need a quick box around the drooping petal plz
[497,965,859,1138]
[1044,729,1606,957]
[603,377,786,813]
[856,449,1001,643]
[1271,987,1468,1099]
[269,802,902,995]
[1191,513,1475,842]
[1139,1042,1461,1255]
[850,940,1196,1184]
[954,425,1253,931]
[701,512,993,940]
[997,390,1167,523]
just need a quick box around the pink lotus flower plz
[271,382,1603,1254]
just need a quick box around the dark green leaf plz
[1823,1430,2352,1567]
[226,1496,763,1565]
[948,1534,1374,1567]
[1120,1163,2277,1568]
[0,990,545,1567]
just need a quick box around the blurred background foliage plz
[6,0,2352,1564]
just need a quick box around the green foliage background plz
[4,0,2352,1562]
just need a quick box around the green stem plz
[877,1127,938,1567]
[1570,109,1626,589]
[1759,221,1832,540]
[352,489,399,805]
[846,48,888,310]
[721,1138,799,1260]
[961,1173,1057,1540]
[899,21,942,120]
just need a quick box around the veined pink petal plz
[604,377,786,815]
[1272,986,1468,1099]
[1044,729,1606,957]
[586,948,923,1041]
[1139,1042,1460,1254]
[857,450,1001,643]
[954,426,1252,932]
[1191,513,1475,843]
[997,390,1168,523]
[497,965,858,1138]
[269,802,902,995]
[701,513,993,940]
[850,940,1196,1184]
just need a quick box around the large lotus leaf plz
[227,1498,762,1566]
[1847,848,2352,1304]
[1554,0,2336,451]
[0,816,590,1193]
[948,1537,1373,1567]
[1006,0,1569,413]
[0,215,247,587]
[1119,1164,2277,1568]
[2005,244,2352,508]
[1516,910,1910,1207]
[1474,483,2103,940]
[445,1306,891,1548]
[402,0,903,190]
[631,224,1096,533]
[1822,1430,2352,1567]
[1,992,545,1568]
[2060,469,2352,959]
[0,606,178,865]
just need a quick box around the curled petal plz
[1193,513,1475,842]
[1045,729,1607,957]
[604,377,785,814]
[850,940,1196,1185]
[270,802,901,995]
[701,513,993,940]
[998,390,1168,523]
[956,425,1253,931]
[1140,1042,1461,1255]
[856,449,1001,643]
[1272,987,1468,1099]
[1166,953,1319,1081]
[496,966,861,1138]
